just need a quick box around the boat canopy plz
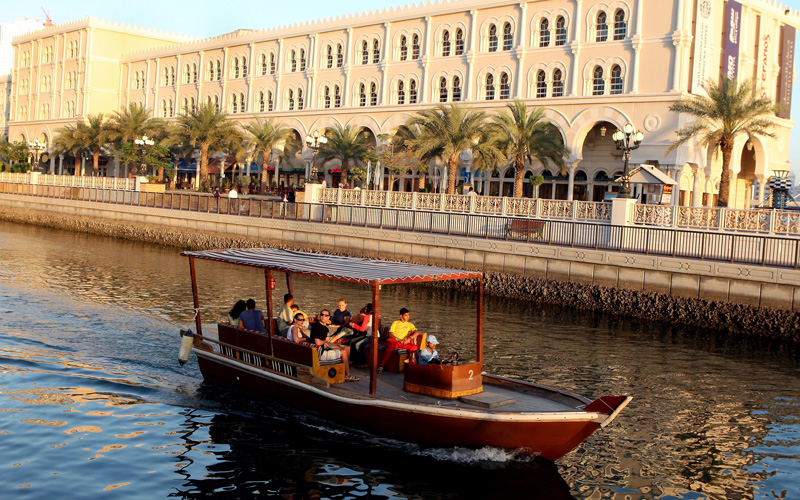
[182,248,483,285]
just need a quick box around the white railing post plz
[501,196,508,216]
[768,211,777,235]
[718,208,727,232]
[469,193,476,213]
[534,198,541,218]
[670,205,678,228]
[571,200,577,221]
[439,192,446,212]
[411,192,418,211]
[360,188,367,206]
[336,186,342,205]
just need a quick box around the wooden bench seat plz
[505,219,545,240]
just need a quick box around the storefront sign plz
[661,185,673,205]
[777,25,796,119]
[758,19,775,99]
[692,0,716,95]
[724,1,742,80]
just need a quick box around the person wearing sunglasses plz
[309,309,358,381]
[287,312,310,343]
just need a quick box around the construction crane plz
[41,7,53,26]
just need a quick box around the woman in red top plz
[349,303,374,368]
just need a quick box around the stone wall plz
[1,198,798,342]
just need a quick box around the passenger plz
[287,312,310,343]
[228,300,247,325]
[238,298,266,332]
[349,303,374,368]
[329,298,354,342]
[310,309,358,382]
[377,308,419,372]
[290,304,309,328]
[276,293,294,336]
[418,335,440,365]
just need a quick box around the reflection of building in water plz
[5,1,799,207]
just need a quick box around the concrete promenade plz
[1,191,799,313]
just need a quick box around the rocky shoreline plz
[2,207,798,343]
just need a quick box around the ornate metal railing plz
[2,181,799,269]
[0,172,135,190]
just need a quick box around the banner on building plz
[757,18,775,100]
[724,0,742,80]
[777,25,796,119]
[692,0,716,95]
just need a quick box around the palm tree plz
[106,103,166,176]
[175,102,242,187]
[408,105,504,194]
[391,124,430,191]
[319,124,371,183]
[243,118,295,192]
[493,100,569,198]
[668,77,778,207]
[53,114,109,176]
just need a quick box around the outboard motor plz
[178,329,194,366]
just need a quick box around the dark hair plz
[364,303,374,314]
[246,298,256,309]
[294,312,305,321]
[284,293,293,304]
[400,307,409,315]
[290,304,299,310]
[229,300,247,319]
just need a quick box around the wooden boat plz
[181,248,631,461]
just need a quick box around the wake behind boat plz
[180,248,631,461]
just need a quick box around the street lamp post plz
[28,139,46,173]
[612,123,644,199]
[134,135,155,176]
[304,130,328,183]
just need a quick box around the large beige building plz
[4,0,800,207]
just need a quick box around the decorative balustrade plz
[677,207,719,230]
[0,172,136,190]
[633,204,673,226]
[415,192,440,211]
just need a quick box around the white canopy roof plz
[619,164,678,185]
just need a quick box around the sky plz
[5,0,800,176]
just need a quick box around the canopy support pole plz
[369,282,381,395]
[285,272,293,296]
[265,269,274,336]
[188,257,204,348]
[476,274,484,365]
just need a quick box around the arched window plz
[412,34,420,59]
[183,97,189,115]
[326,45,333,68]
[455,29,465,55]
[163,67,169,86]
[185,64,191,84]
[324,86,331,108]
[216,61,222,80]
[192,63,198,82]
[359,83,367,106]
[242,56,248,77]
[596,12,608,42]
[552,69,564,97]
[555,17,567,46]
[488,24,498,52]
[536,70,547,98]
[170,67,175,85]
[261,54,268,75]
[300,49,306,71]
[485,74,495,100]
[442,30,451,57]
[288,89,295,111]
[610,64,623,94]
[397,80,406,104]
[240,93,246,112]
[500,72,510,99]
[162,99,168,117]
[334,85,341,107]
[190,97,196,113]
[270,53,276,74]
[503,22,513,50]
[452,76,462,101]
[337,44,344,67]
[267,91,274,111]
[290,50,297,72]
[297,88,304,110]
[362,41,369,65]
[373,39,380,63]
[207,61,214,80]
[400,35,408,61]
[214,95,220,112]
[134,72,140,89]
[439,77,448,102]
[259,91,265,112]
[234,57,240,78]
[593,66,604,95]
[370,82,378,106]
[614,10,627,40]
[231,94,238,113]
[540,19,550,47]
[409,79,418,103]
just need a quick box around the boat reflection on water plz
[170,383,576,499]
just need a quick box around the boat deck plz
[332,367,583,414]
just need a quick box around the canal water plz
[0,220,798,500]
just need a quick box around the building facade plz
[4,0,800,208]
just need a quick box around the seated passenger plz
[310,309,358,382]
[329,298,354,341]
[377,307,419,372]
[276,293,294,336]
[238,298,266,332]
[227,300,247,325]
[349,303,374,368]
[418,335,440,365]
[290,304,310,329]
[287,312,310,343]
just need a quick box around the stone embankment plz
[3,207,798,342]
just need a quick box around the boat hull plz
[196,351,609,461]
